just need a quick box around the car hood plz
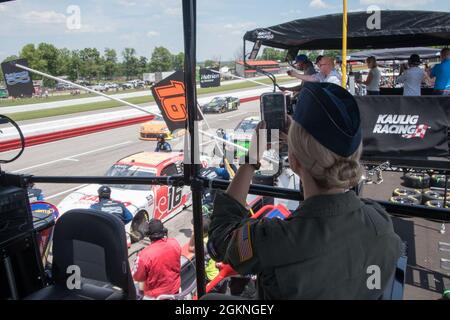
[141,121,168,132]
[57,184,151,215]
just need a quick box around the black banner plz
[199,68,220,88]
[248,40,262,60]
[1,59,34,98]
[357,96,450,158]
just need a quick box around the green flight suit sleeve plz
[208,191,286,275]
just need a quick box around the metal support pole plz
[341,0,348,88]
[182,0,206,298]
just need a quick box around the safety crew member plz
[90,185,133,225]
[133,219,181,299]
[155,134,172,152]
[207,82,403,299]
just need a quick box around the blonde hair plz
[288,122,363,190]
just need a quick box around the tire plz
[392,187,422,203]
[389,195,420,205]
[430,175,450,188]
[422,190,450,204]
[402,173,430,189]
[424,200,450,209]
[130,210,150,243]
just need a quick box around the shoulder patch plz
[235,222,253,262]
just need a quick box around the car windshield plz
[105,164,156,191]
[236,120,258,131]
[210,97,225,103]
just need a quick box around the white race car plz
[58,151,210,242]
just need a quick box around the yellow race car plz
[139,115,185,140]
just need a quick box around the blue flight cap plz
[293,82,361,157]
[295,54,309,63]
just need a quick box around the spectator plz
[429,48,450,95]
[287,56,341,85]
[280,54,316,93]
[396,54,432,96]
[90,186,133,225]
[132,219,181,299]
[359,56,381,95]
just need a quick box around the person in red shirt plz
[132,219,181,299]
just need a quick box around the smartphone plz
[260,92,287,144]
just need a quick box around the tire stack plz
[390,173,450,210]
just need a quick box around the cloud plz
[309,0,333,9]
[223,22,257,35]
[359,0,434,7]
[117,0,136,7]
[0,4,7,12]
[280,9,303,17]
[164,7,181,16]
[21,10,66,24]
[147,30,160,37]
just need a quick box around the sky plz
[0,0,448,62]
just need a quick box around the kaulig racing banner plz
[1,59,34,98]
[356,96,449,158]
[199,68,220,88]
[151,70,202,132]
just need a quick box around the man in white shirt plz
[288,56,341,86]
[396,54,431,96]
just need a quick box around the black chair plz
[26,209,136,300]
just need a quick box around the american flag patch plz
[237,222,253,262]
[402,124,430,139]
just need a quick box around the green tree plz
[56,48,72,76]
[137,56,148,76]
[79,48,101,81]
[261,47,286,61]
[122,48,138,80]
[149,46,173,72]
[103,48,118,80]
[172,52,184,71]
[20,44,46,81]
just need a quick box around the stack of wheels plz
[422,190,450,205]
[430,174,450,189]
[424,200,450,209]
[389,195,420,205]
[402,173,430,189]
[392,187,422,204]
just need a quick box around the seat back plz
[381,255,408,300]
[52,209,136,299]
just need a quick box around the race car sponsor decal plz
[372,114,430,139]
[155,186,185,220]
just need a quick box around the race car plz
[139,114,185,140]
[201,96,240,113]
[228,116,260,158]
[58,152,209,242]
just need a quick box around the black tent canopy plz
[243,10,450,50]
[347,47,441,61]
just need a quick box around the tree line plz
[1,43,184,87]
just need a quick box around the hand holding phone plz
[260,93,287,145]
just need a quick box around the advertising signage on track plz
[199,68,220,88]
[1,59,34,98]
